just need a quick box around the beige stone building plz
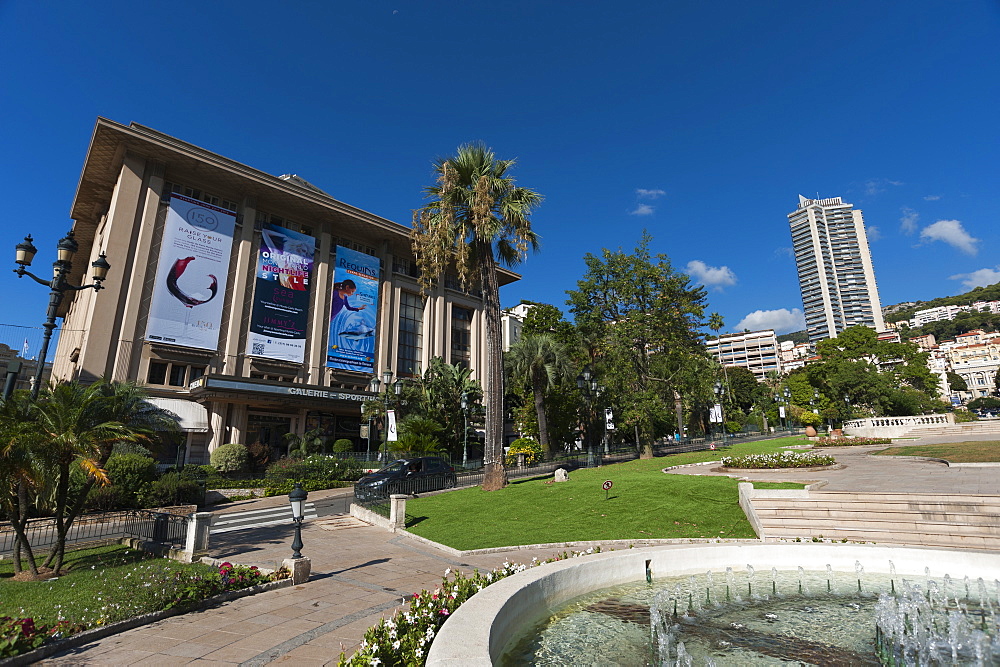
[52,119,517,463]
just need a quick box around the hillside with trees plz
[883,282,1000,324]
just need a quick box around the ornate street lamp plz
[460,390,470,467]
[14,232,111,399]
[288,481,308,559]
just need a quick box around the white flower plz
[444,568,451,576]
[392,640,400,650]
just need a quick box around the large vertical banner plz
[146,194,236,350]
[246,224,315,362]
[327,246,379,373]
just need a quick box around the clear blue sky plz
[1,0,998,354]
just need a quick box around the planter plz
[805,425,818,437]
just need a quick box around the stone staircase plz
[900,419,1000,438]
[740,486,1000,550]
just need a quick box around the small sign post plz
[602,479,613,501]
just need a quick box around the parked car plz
[354,456,457,500]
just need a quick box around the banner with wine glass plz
[145,194,236,350]
[246,224,316,363]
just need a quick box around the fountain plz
[425,543,1000,665]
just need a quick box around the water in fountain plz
[502,563,1000,666]
[874,578,1000,665]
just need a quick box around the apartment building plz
[706,329,780,380]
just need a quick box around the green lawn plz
[873,441,1000,463]
[405,437,807,550]
[0,544,216,627]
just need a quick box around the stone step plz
[758,516,1000,536]
[762,528,998,550]
[756,499,1000,513]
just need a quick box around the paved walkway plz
[41,433,1000,665]
[667,435,1000,495]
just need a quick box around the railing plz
[843,414,955,438]
[0,509,190,555]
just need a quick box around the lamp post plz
[460,390,469,468]
[288,481,308,559]
[576,365,602,467]
[369,367,403,455]
[14,232,111,400]
[713,382,727,442]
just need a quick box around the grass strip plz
[873,441,1000,463]
[405,438,807,550]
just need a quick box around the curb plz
[1,577,292,666]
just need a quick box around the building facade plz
[705,329,780,381]
[788,195,885,342]
[51,119,517,463]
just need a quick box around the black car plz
[354,456,457,500]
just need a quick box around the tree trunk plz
[11,482,39,575]
[673,390,684,441]
[479,250,508,491]
[532,375,550,459]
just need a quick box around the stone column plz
[389,494,407,532]
[183,512,214,563]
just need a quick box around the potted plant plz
[798,411,822,437]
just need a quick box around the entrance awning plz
[146,397,210,433]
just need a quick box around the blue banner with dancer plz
[145,194,236,350]
[327,246,379,373]
[246,224,315,363]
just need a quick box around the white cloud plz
[629,203,655,216]
[685,260,737,290]
[924,195,941,201]
[949,267,1000,290]
[920,219,980,255]
[866,225,881,242]
[774,247,794,259]
[635,188,666,199]
[864,178,903,196]
[900,207,919,234]
[735,308,806,334]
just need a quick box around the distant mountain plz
[777,330,809,344]
[882,282,1000,323]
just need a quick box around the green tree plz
[31,380,176,573]
[0,391,43,576]
[412,143,542,490]
[505,332,573,459]
[946,371,968,393]
[724,366,763,413]
[399,357,483,456]
[567,232,710,457]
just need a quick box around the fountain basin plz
[426,542,1000,665]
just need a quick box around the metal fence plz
[0,509,190,556]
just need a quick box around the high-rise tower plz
[788,195,885,342]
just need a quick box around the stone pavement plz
[42,489,571,666]
[667,433,1000,496]
[41,432,1000,665]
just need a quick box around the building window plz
[451,306,472,369]
[147,361,207,387]
[397,292,424,377]
[163,181,237,212]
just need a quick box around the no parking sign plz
[602,479,612,500]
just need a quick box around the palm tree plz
[412,143,542,490]
[0,391,43,575]
[505,333,572,459]
[32,380,176,573]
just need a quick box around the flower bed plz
[0,559,288,659]
[721,451,835,469]
[338,549,601,666]
[812,436,892,447]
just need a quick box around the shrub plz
[104,453,158,507]
[797,411,822,427]
[210,443,250,473]
[724,420,743,434]
[141,472,204,507]
[265,454,363,484]
[332,439,354,453]
[953,408,978,423]
[245,441,272,474]
[505,437,542,466]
